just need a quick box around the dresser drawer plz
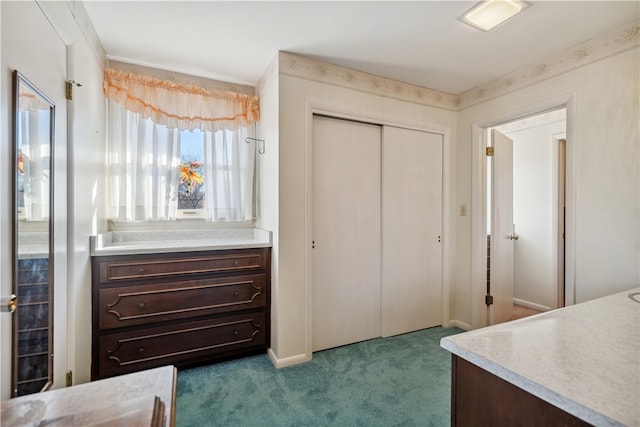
[98,274,266,330]
[98,312,266,378]
[99,252,266,283]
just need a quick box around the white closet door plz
[381,126,442,337]
[312,116,381,352]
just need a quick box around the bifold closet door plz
[312,116,382,352]
[381,126,443,337]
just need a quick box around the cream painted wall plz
[456,48,639,327]
[273,70,457,364]
[65,43,107,385]
[255,58,281,362]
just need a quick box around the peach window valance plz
[103,68,259,132]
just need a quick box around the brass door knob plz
[1,294,18,313]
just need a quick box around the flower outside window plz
[178,161,204,209]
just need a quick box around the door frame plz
[557,138,567,308]
[470,94,576,328]
[303,103,452,361]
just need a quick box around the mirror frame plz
[11,70,55,396]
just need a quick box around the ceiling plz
[83,1,639,95]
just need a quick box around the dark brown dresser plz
[91,247,271,380]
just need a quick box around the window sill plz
[108,218,255,232]
[91,225,271,256]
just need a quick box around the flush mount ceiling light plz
[460,0,531,32]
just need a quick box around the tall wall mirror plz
[11,70,55,397]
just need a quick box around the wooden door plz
[381,126,442,337]
[1,1,68,398]
[489,129,515,325]
[312,116,382,351]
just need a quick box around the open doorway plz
[486,108,567,324]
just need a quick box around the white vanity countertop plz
[17,245,49,259]
[18,232,49,259]
[440,289,640,427]
[91,228,272,256]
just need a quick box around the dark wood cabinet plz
[91,247,270,380]
[450,355,591,427]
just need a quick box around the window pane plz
[178,130,205,210]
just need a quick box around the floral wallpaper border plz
[458,21,640,109]
[279,21,639,112]
[279,52,459,111]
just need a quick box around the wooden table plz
[1,365,176,426]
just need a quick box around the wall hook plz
[245,137,265,154]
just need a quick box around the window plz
[178,130,205,213]
[107,101,255,223]
[103,68,259,224]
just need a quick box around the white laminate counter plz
[441,289,640,427]
[90,228,272,256]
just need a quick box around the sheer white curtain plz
[18,109,51,221]
[108,99,180,221]
[203,127,255,222]
[108,100,255,222]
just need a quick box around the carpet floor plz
[176,326,463,427]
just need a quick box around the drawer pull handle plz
[138,347,145,354]
[233,260,239,267]
[233,291,239,297]
[138,268,145,274]
[233,330,239,336]
[138,302,145,309]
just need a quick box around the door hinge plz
[485,294,494,305]
[65,81,73,101]
[65,80,82,101]
[485,146,494,157]
[66,370,72,387]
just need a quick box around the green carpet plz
[176,326,463,427]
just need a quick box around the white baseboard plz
[513,298,551,312]
[446,320,472,331]
[267,348,311,369]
